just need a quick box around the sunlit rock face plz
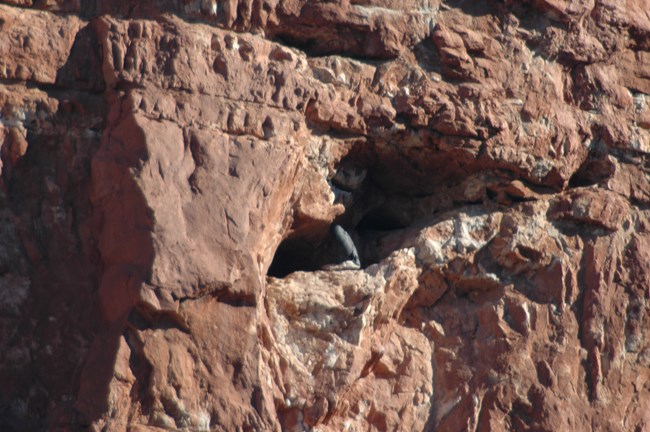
[0,1,649,430]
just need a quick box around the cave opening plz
[267,206,412,278]
[355,206,411,266]
[356,207,408,232]
[267,219,366,278]
[568,158,614,187]
[267,236,321,278]
[267,150,373,278]
[266,139,475,278]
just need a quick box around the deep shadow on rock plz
[0,1,649,431]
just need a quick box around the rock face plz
[0,0,649,430]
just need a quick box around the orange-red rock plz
[0,1,649,431]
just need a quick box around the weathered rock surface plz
[0,0,649,430]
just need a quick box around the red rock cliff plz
[0,0,649,430]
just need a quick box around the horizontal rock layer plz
[0,0,649,431]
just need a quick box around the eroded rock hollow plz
[1,0,649,430]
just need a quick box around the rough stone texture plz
[0,0,649,431]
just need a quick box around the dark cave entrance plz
[266,139,479,278]
[267,236,321,278]
[355,206,410,266]
[267,150,372,279]
[356,206,408,232]
[267,204,411,278]
[266,220,364,278]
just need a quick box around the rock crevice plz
[0,1,649,431]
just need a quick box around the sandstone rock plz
[0,5,84,83]
[0,1,649,431]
